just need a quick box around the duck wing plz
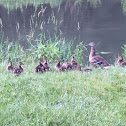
[121,62,126,66]
[62,62,73,70]
[90,55,109,67]
[44,63,50,71]
[13,68,21,76]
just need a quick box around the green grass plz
[0,63,126,126]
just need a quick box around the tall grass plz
[122,44,126,59]
[26,34,87,63]
[0,34,87,64]
[0,35,23,63]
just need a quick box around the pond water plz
[0,0,126,63]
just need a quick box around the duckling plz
[71,56,81,71]
[13,62,24,76]
[62,62,73,71]
[86,42,110,69]
[43,59,51,72]
[55,58,67,72]
[82,68,92,72]
[6,61,14,71]
[35,59,45,73]
[117,56,126,67]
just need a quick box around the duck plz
[82,68,92,72]
[117,56,126,67]
[43,59,51,72]
[13,62,24,76]
[62,61,73,71]
[55,58,67,72]
[71,56,81,71]
[35,59,45,73]
[6,61,14,71]
[86,42,110,69]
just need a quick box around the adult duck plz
[117,56,126,67]
[86,42,110,69]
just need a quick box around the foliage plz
[122,44,126,59]
[87,0,101,7]
[0,64,126,125]
[0,34,87,63]
[121,0,126,13]
[0,0,63,9]
[0,35,26,63]
[0,0,126,14]
[74,41,87,63]
[27,35,86,63]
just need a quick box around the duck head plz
[118,56,123,61]
[44,58,48,64]
[86,42,95,47]
[39,59,43,63]
[55,58,61,62]
[8,61,13,66]
[18,61,24,66]
[71,56,75,61]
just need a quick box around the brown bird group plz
[6,61,24,76]
[6,42,126,76]
[35,59,51,73]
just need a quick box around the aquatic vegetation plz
[0,0,63,9]
[121,0,126,13]
[0,0,126,14]
[87,0,101,7]
[0,0,102,9]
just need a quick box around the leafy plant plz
[0,34,27,63]
[74,41,87,63]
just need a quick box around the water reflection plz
[0,0,126,63]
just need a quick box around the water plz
[0,0,126,63]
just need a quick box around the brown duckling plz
[55,58,67,72]
[71,56,81,71]
[35,59,45,73]
[62,61,73,71]
[13,62,24,76]
[117,56,126,67]
[86,42,110,69]
[82,68,92,72]
[6,61,14,71]
[43,59,51,72]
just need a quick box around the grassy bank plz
[0,63,126,125]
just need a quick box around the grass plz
[0,63,126,126]
[0,34,87,64]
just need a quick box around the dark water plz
[0,0,126,63]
